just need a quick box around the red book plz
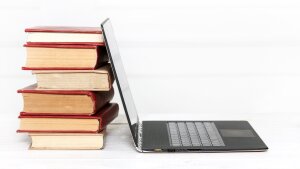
[18,84,114,116]
[17,103,119,133]
[23,44,108,70]
[25,26,104,45]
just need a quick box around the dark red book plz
[23,44,108,70]
[25,26,104,45]
[25,26,102,33]
[17,103,119,133]
[18,84,114,116]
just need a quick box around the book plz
[23,44,108,70]
[25,26,104,45]
[33,64,114,91]
[18,84,114,115]
[17,103,119,133]
[29,132,105,150]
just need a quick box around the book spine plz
[98,104,119,131]
[95,46,109,69]
[93,88,114,114]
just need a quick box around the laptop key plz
[195,122,212,146]
[168,122,181,146]
[204,122,225,146]
[211,122,225,146]
[186,122,201,146]
[177,122,192,146]
[168,122,225,147]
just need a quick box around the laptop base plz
[141,121,268,152]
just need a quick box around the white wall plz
[1,0,300,122]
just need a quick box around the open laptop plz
[101,18,268,152]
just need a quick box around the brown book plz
[18,84,114,115]
[33,64,114,91]
[17,103,119,133]
[29,132,105,150]
[23,44,108,70]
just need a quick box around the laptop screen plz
[101,19,139,145]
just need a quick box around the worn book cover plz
[18,84,114,115]
[23,44,108,70]
[25,26,104,45]
[17,103,119,133]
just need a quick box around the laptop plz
[101,18,268,152]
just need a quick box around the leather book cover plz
[25,26,104,45]
[22,44,108,70]
[17,103,119,133]
[24,44,98,49]
[18,84,114,115]
[25,26,102,34]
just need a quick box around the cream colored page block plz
[27,32,103,43]
[26,47,97,67]
[36,74,109,90]
[30,134,103,150]
[22,93,93,114]
[20,118,99,131]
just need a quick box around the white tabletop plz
[1,113,299,169]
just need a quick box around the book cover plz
[17,103,119,133]
[25,26,102,34]
[18,84,114,115]
[25,26,104,45]
[22,44,108,70]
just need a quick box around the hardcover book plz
[29,132,105,150]
[23,44,108,70]
[33,64,114,91]
[25,26,104,45]
[18,84,114,115]
[17,103,119,133]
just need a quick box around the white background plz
[0,0,300,168]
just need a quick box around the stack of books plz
[17,26,119,150]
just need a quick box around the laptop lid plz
[101,18,139,146]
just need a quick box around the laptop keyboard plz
[167,122,225,147]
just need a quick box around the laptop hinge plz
[137,121,143,151]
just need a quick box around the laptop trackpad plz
[220,129,255,137]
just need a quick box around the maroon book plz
[17,103,119,133]
[25,26,102,34]
[25,26,104,45]
[23,44,108,70]
[18,84,114,116]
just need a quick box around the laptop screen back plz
[101,19,139,145]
